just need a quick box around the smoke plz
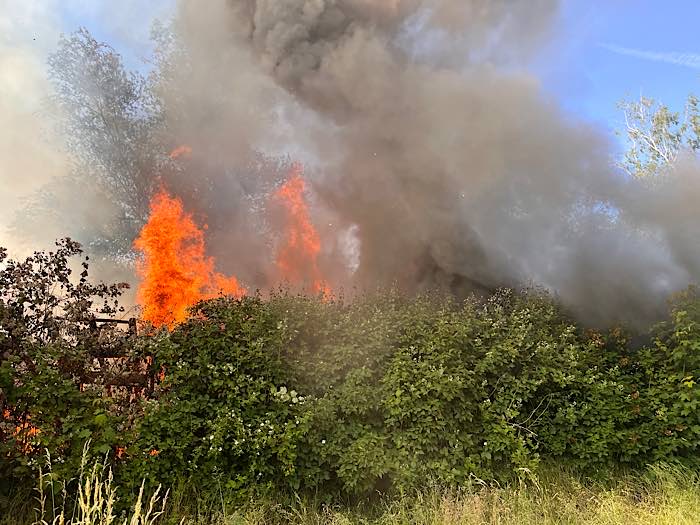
[5,0,700,326]
[0,1,69,256]
[160,0,700,326]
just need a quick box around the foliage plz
[6,241,700,505]
[122,286,700,498]
[47,28,164,229]
[618,94,700,177]
[537,287,700,469]
[11,28,167,259]
[285,290,580,494]
[0,240,132,494]
[121,295,309,496]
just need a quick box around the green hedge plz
[123,288,700,498]
[3,242,700,502]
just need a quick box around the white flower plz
[321,439,326,445]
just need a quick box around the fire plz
[134,188,244,328]
[169,145,192,159]
[134,160,329,326]
[2,409,40,453]
[273,165,330,295]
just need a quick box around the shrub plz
[124,289,606,496]
[538,287,700,469]
[122,295,311,495]
[7,240,700,503]
[0,240,131,494]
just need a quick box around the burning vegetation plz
[6,2,700,522]
[7,1,700,330]
[134,163,329,328]
[134,187,245,328]
[272,164,330,297]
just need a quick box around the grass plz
[6,462,700,525]
[179,465,700,525]
[2,444,168,525]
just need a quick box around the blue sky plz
[536,1,700,136]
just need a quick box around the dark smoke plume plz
[5,1,699,327]
[163,0,700,326]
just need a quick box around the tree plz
[618,94,700,177]
[43,28,166,253]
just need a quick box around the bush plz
[0,240,131,495]
[6,241,700,504]
[121,295,310,495]
[538,287,700,469]
[118,288,637,497]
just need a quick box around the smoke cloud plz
[158,0,700,325]
[0,1,69,256]
[5,0,700,327]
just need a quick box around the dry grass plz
[5,455,700,525]
[190,466,700,525]
[26,443,169,525]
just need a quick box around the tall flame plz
[134,188,244,328]
[274,165,329,295]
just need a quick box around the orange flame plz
[2,409,41,453]
[134,188,245,328]
[169,145,192,160]
[273,165,329,295]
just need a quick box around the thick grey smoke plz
[165,0,700,322]
[6,0,699,326]
[161,0,700,325]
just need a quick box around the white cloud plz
[602,43,700,69]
